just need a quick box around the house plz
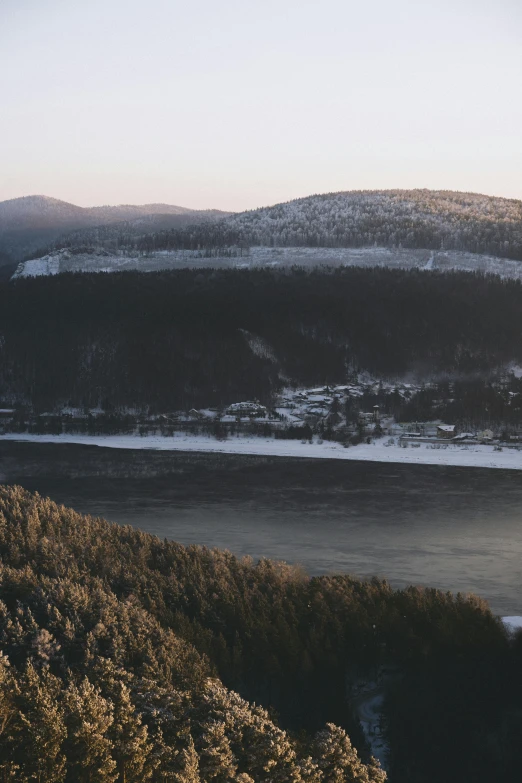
[0,409,15,419]
[225,401,267,417]
[437,424,456,439]
[453,432,477,442]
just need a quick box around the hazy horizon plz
[1,0,521,211]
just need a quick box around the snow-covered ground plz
[502,617,522,633]
[3,432,522,470]
[12,246,522,280]
[353,683,388,765]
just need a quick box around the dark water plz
[2,441,522,615]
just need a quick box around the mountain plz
[9,189,522,277]
[14,188,522,281]
[130,189,522,261]
[0,195,232,263]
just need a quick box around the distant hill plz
[0,195,232,262]
[8,189,522,275]
[131,189,522,262]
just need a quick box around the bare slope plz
[13,246,522,281]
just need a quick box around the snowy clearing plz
[353,684,388,765]
[3,432,522,471]
[12,246,522,280]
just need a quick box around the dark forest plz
[2,267,522,414]
[1,485,521,782]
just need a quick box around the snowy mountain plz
[7,189,522,276]
[0,195,232,263]
[132,189,522,262]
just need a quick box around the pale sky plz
[1,0,521,211]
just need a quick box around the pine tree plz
[241,716,297,782]
[64,677,117,783]
[0,654,20,783]
[312,723,386,782]
[173,735,201,783]
[109,681,154,783]
[16,662,67,783]
[294,756,323,783]
[197,720,237,781]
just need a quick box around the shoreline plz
[2,432,522,471]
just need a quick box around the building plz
[437,424,456,439]
[225,401,267,417]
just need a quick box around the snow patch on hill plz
[15,254,62,277]
[12,246,522,280]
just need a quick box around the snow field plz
[3,432,522,471]
[12,246,522,281]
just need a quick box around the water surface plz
[2,441,522,615]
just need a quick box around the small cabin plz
[437,424,455,439]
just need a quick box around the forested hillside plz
[0,485,387,783]
[0,195,231,263]
[0,486,520,782]
[128,190,522,261]
[2,267,522,413]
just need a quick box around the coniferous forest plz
[0,485,521,783]
[30,190,522,262]
[2,266,522,414]
[3,0,522,774]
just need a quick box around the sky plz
[1,0,521,211]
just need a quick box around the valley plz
[3,189,522,783]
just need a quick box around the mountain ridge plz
[0,195,233,263]
[116,188,522,264]
[6,187,522,269]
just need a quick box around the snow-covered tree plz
[64,677,117,783]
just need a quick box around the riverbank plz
[2,432,522,470]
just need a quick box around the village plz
[1,377,520,449]
[184,383,511,448]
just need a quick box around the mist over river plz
[2,441,522,615]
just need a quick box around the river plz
[2,441,522,615]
